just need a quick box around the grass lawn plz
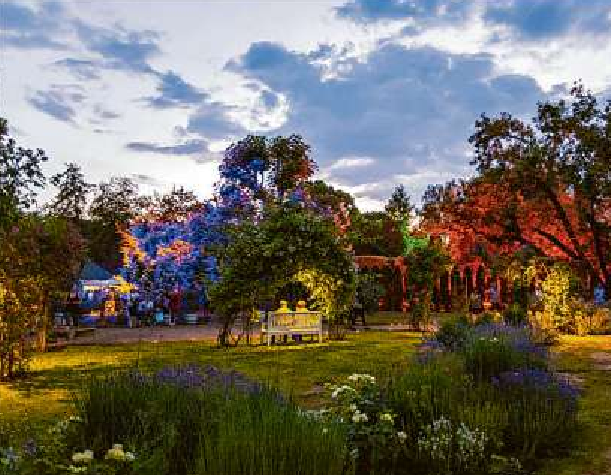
[4,331,611,474]
[364,311,463,326]
[539,335,611,475]
[0,331,421,426]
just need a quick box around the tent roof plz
[79,262,112,281]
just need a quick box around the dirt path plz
[68,326,221,345]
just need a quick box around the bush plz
[503,304,527,326]
[434,316,472,350]
[460,325,547,382]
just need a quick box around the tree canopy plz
[422,84,611,294]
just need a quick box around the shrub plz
[492,369,579,461]
[434,316,472,350]
[460,325,547,382]
[503,303,527,326]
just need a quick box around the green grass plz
[364,311,463,326]
[0,331,421,425]
[4,331,611,474]
[538,335,611,475]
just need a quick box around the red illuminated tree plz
[422,84,611,296]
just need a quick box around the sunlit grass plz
[538,335,611,475]
[0,331,421,425]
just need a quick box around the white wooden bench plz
[262,310,323,346]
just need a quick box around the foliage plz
[325,374,402,474]
[503,303,527,326]
[386,185,413,224]
[404,242,450,328]
[0,118,47,229]
[70,366,348,475]
[422,84,611,297]
[0,214,86,362]
[209,205,355,344]
[0,416,136,475]
[356,272,385,314]
[47,162,94,221]
[349,211,403,256]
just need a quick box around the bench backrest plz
[268,311,322,329]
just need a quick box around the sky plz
[3,0,611,210]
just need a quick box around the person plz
[594,283,606,306]
[489,283,498,310]
[66,293,81,328]
[351,287,366,328]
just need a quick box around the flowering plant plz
[325,374,406,472]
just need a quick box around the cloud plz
[337,0,611,42]
[54,58,101,80]
[75,21,161,74]
[90,105,120,124]
[131,173,163,186]
[229,41,546,204]
[143,71,207,108]
[336,0,471,24]
[125,139,209,155]
[484,0,611,40]
[186,102,245,140]
[27,85,87,124]
[0,1,67,49]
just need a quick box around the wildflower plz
[125,451,136,462]
[322,428,329,434]
[379,412,393,423]
[72,449,94,463]
[350,448,359,459]
[349,404,358,412]
[106,444,127,461]
[397,431,407,442]
[68,466,87,473]
[352,410,368,423]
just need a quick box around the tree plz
[144,187,202,221]
[423,84,611,296]
[349,211,403,256]
[385,184,414,223]
[0,215,86,359]
[86,177,147,270]
[47,162,94,221]
[0,118,47,229]
[208,204,355,346]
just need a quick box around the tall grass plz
[72,368,349,475]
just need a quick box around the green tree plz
[385,184,414,223]
[209,204,355,346]
[47,162,94,221]
[0,215,86,357]
[0,118,48,229]
[86,177,146,270]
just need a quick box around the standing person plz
[170,291,181,325]
[66,293,81,328]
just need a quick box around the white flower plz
[125,451,136,462]
[322,428,329,434]
[72,449,94,463]
[350,448,359,459]
[352,411,368,423]
[397,431,407,441]
[349,404,358,412]
[380,413,393,423]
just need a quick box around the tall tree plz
[0,118,47,228]
[385,184,414,223]
[47,162,94,221]
[86,177,146,270]
[423,84,611,296]
[144,186,202,221]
